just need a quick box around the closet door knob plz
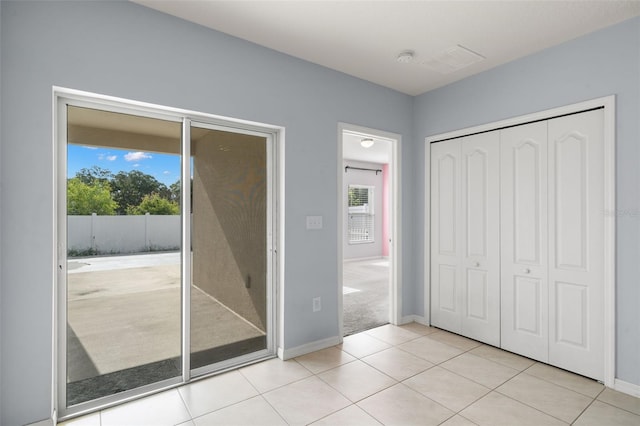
[524,268,531,274]
[474,262,480,267]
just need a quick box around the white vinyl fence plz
[68,214,180,255]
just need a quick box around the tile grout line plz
[492,384,582,425]
[568,395,599,425]
[256,393,290,426]
[592,397,640,418]
[520,364,605,399]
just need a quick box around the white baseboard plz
[400,315,429,326]
[343,256,387,263]
[279,335,342,360]
[614,378,640,397]
[27,419,53,426]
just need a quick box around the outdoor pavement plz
[67,252,264,382]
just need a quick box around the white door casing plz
[337,123,403,337]
[54,87,283,419]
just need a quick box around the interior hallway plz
[59,323,640,426]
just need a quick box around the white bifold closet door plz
[548,110,604,379]
[430,132,500,346]
[500,121,549,362]
[500,109,604,380]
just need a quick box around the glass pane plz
[348,186,374,243]
[190,126,267,370]
[66,106,182,406]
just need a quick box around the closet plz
[430,108,605,381]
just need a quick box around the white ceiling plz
[133,0,640,96]
[343,132,392,164]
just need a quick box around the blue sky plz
[68,145,181,186]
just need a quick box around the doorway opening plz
[338,124,401,337]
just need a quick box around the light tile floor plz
[60,323,640,426]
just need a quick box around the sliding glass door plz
[189,124,269,373]
[57,96,276,418]
[65,106,183,407]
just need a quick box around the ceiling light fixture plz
[396,50,414,63]
[360,138,375,148]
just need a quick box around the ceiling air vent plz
[420,45,485,74]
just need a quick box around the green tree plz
[127,193,179,215]
[169,178,193,209]
[169,180,181,203]
[111,170,170,214]
[75,165,113,185]
[67,178,117,215]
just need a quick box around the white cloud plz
[133,163,140,168]
[83,146,98,150]
[124,151,152,162]
[98,153,117,161]
[163,170,171,175]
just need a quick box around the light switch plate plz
[306,215,323,230]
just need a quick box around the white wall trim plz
[614,379,640,398]
[277,128,286,362]
[279,336,342,360]
[26,419,54,426]
[424,95,616,386]
[343,256,387,263]
[400,315,429,326]
[601,96,616,389]
[338,123,403,336]
[423,136,431,327]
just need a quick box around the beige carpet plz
[343,258,390,336]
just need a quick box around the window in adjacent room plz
[348,185,374,243]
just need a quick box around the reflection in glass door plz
[189,125,269,372]
[65,106,182,406]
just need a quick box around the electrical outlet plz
[313,297,321,312]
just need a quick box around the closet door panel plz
[461,132,500,345]
[500,122,549,362]
[430,140,462,333]
[548,109,604,380]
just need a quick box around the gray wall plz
[0,1,413,424]
[413,17,640,387]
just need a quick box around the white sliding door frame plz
[53,87,284,421]
[424,95,616,388]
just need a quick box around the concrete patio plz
[66,252,265,404]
